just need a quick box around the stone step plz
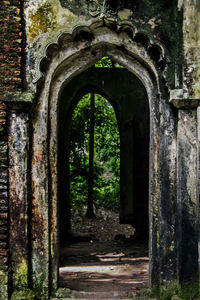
[51,290,153,299]
[51,296,155,300]
[50,288,153,300]
[71,291,136,298]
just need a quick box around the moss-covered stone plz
[11,260,35,300]
[55,288,71,298]
[149,280,199,300]
[13,260,28,290]
[11,290,35,300]
[0,275,8,300]
[31,257,49,299]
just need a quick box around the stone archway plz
[9,23,178,299]
[57,65,150,293]
[57,66,149,237]
[43,26,176,299]
[48,55,156,298]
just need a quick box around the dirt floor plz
[59,209,149,299]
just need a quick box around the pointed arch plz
[30,23,177,297]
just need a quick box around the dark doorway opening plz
[57,58,150,297]
[68,93,121,219]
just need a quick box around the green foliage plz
[94,56,124,68]
[178,280,199,300]
[95,56,114,68]
[11,260,36,300]
[149,280,199,300]
[69,90,120,212]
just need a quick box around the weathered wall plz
[0,1,22,299]
[180,0,200,98]
[179,3,200,295]
[2,0,200,299]
[24,0,181,90]
[177,110,198,283]
[36,30,176,297]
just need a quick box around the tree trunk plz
[86,93,96,218]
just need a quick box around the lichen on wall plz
[27,0,78,42]
[24,0,181,94]
[28,2,57,41]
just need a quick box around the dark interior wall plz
[58,67,149,238]
[131,87,149,236]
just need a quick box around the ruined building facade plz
[0,0,200,299]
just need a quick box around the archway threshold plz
[58,213,149,299]
[59,241,149,299]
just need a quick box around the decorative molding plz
[169,89,200,109]
[4,92,35,111]
[32,19,170,91]
[88,0,102,17]
[88,0,117,17]
[59,0,120,17]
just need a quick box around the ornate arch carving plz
[33,19,170,91]
[28,17,178,297]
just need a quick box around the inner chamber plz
[57,60,150,295]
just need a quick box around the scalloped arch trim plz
[33,19,169,85]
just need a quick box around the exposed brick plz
[0,0,17,278]
[0,192,7,198]
[0,257,8,264]
[0,1,22,101]
[0,227,8,235]
[0,198,8,204]
[0,214,8,220]
[0,170,8,178]
[0,252,8,257]
[0,235,7,241]
[0,219,8,227]
[0,206,8,213]
[0,243,7,250]
[0,163,8,168]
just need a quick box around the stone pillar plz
[158,100,177,287]
[31,94,50,299]
[5,92,34,298]
[177,109,198,287]
[197,104,200,293]
[181,0,200,294]
[6,91,50,299]
[170,91,199,293]
[181,0,200,99]
[8,111,30,296]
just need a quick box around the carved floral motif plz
[59,0,118,18]
[88,0,101,17]
[88,0,117,17]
